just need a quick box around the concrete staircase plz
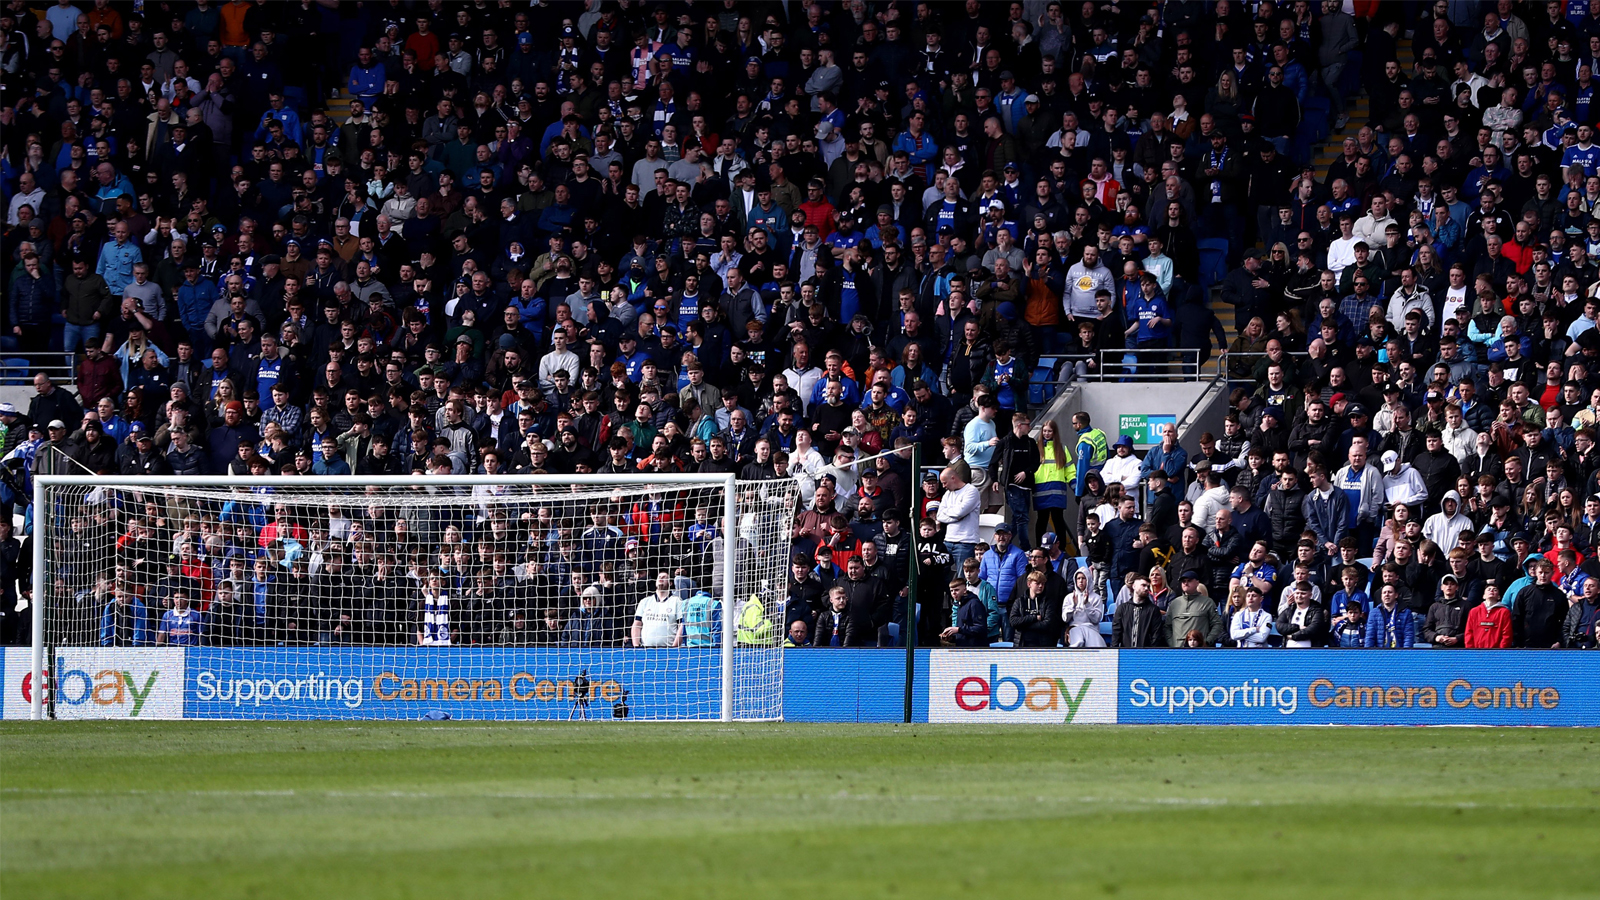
[1311,39,1414,183]
[1211,38,1414,347]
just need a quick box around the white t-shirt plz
[634,593,684,647]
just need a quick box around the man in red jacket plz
[1463,578,1513,648]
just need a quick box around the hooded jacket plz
[1422,491,1474,553]
[1163,591,1225,647]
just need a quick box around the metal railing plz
[0,352,74,387]
[1215,350,1313,381]
[1042,348,1207,384]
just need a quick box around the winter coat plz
[8,268,54,326]
[1112,597,1163,648]
[949,592,990,646]
[1264,484,1307,553]
[1300,486,1350,550]
[62,272,115,326]
[1365,603,1418,648]
[979,543,1028,606]
[1008,586,1062,648]
[1511,582,1567,648]
[1463,601,1513,648]
[1422,596,1472,646]
[1276,602,1330,646]
[836,574,890,647]
[1163,591,1225,647]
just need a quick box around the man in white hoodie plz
[1380,449,1428,511]
[1423,490,1474,553]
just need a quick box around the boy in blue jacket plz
[942,577,990,646]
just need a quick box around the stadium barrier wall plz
[5,648,1598,725]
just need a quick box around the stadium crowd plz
[1,1,1599,652]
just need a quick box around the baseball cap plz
[518,32,533,46]
[1040,532,1058,548]
[1348,404,1368,418]
[1381,450,1399,473]
[993,521,1012,534]
[1024,94,1040,103]
[48,419,66,430]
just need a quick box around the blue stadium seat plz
[1304,96,1331,142]
[1197,239,1229,295]
[0,358,28,386]
[1028,360,1059,405]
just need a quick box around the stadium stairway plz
[1312,38,1413,183]
[1208,38,1415,345]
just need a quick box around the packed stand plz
[0,1,1596,651]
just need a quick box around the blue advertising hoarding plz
[1115,650,1600,726]
[5,648,1598,724]
[185,648,725,720]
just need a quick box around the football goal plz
[28,474,797,721]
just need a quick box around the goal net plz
[28,474,797,721]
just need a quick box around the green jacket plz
[62,272,115,326]
[1163,592,1226,647]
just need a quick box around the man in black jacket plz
[784,554,824,637]
[1512,558,1568,648]
[1112,576,1164,647]
[1422,573,1472,647]
[989,410,1041,550]
[834,555,890,647]
[1009,570,1061,647]
[813,586,852,647]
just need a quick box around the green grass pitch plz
[3,723,1597,899]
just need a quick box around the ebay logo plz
[953,664,1096,721]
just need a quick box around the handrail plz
[1174,368,1228,437]
[1,352,74,383]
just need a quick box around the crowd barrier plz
[4,648,1597,725]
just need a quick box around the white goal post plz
[29,473,796,722]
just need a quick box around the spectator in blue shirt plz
[156,591,204,646]
[962,397,999,472]
[1126,272,1172,349]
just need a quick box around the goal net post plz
[28,474,796,722]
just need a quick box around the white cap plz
[1381,450,1399,473]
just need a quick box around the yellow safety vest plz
[1062,428,1109,484]
[736,594,776,646]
